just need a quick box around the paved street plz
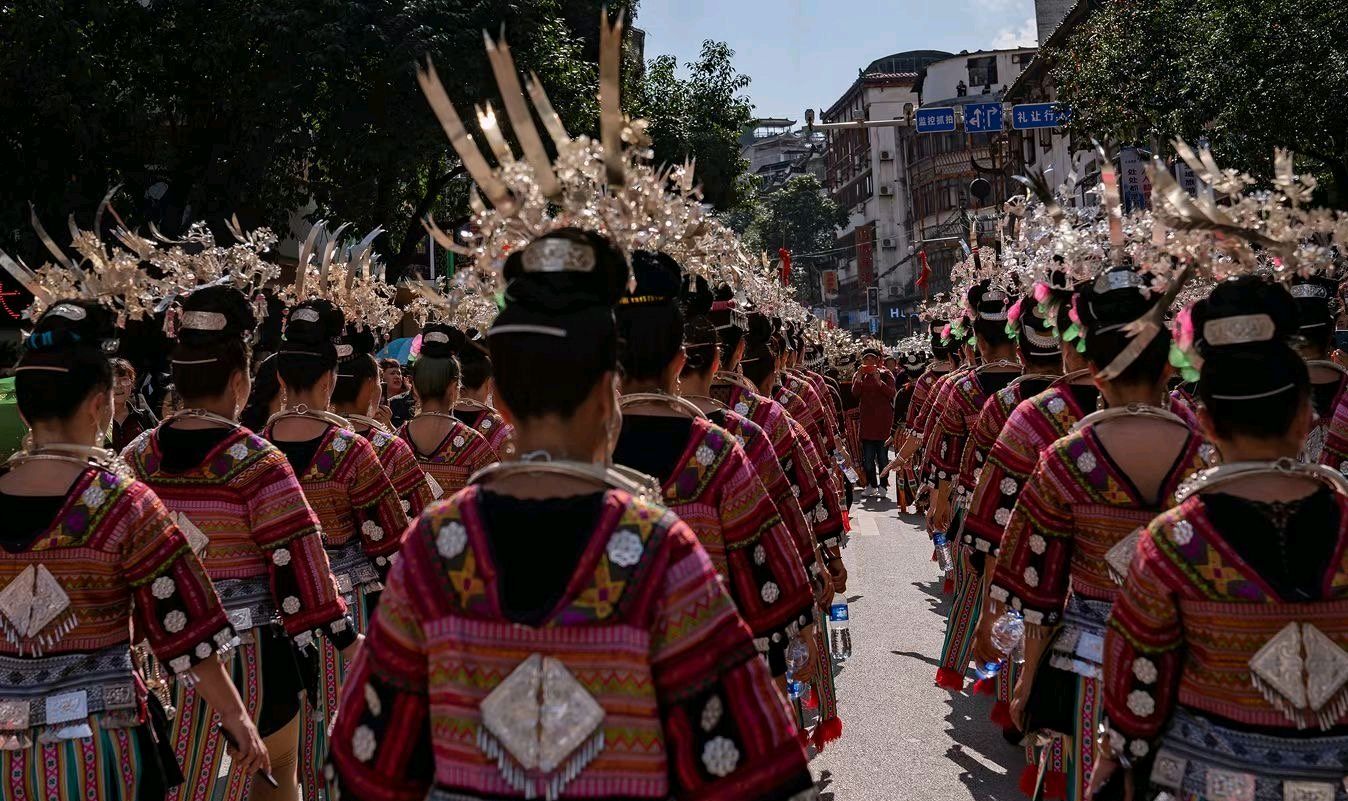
[812,494,1025,801]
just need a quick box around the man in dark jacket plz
[851,348,897,497]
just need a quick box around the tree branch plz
[388,164,467,283]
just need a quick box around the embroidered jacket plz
[714,383,844,552]
[902,368,944,437]
[264,423,410,584]
[326,488,814,801]
[990,424,1208,638]
[713,407,824,583]
[125,427,351,642]
[1313,371,1348,468]
[1102,494,1348,758]
[455,404,516,458]
[398,418,499,502]
[638,416,815,674]
[0,465,232,736]
[915,367,972,489]
[963,383,1091,558]
[925,368,1021,502]
[360,425,435,519]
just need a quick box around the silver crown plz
[1202,313,1276,347]
[47,303,86,321]
[1290,283,1329,299]
[180,310,227,332]
[1094,270,1146,294]
[520,239,596,274]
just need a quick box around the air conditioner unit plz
[888,286,901,297]
[878,185,894,197]
[881,238,897,249]
[879,149,894,161]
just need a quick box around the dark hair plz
[739,312,779,386]
[1290,275,1337,355]
[412,323,463,401]
[1078,267,1170,383]
[378,358,401,372]
[928,320,951,359]
[1013,297,1061,368]
[680,275,719,377]
[240,353,280,431]
[172,285,257,400]
[112,358,135,380]
[709,284,746,356]
[16,300,118,423]
[447,327,492,391]
[615,251,684,382]
[968,281,1017,346]
[277,299,343,391]
[1194,276,1307,440]
[489,228,629,420]
[332,325,380,406]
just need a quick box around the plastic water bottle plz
[933,532,955,573]
[828,602,852,661]
[785,636,811,700]
[835,451,859,484]
[973,610,1025,679]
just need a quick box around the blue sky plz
[634,0,1037,120]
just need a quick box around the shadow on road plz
[889,649,942,669]
[942,688,1026,800]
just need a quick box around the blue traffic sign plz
[915,107,957,133]
[963,102,1003,133]
[1011,103,1068,130]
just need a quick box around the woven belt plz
[327,541,383,599]
[1047,594,1113,679]
[1152,708,1348,801]
[212,577,280,641]
[0,644,138,736]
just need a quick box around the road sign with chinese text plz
[1010,103,1068,130]
[962,102,1003,133]
[915,107,957,133]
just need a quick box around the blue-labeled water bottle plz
[932,531,955,573]
[828,601,852,661]
[835,451,859,484]
[974,610,1026,679]
[785,636,811,701]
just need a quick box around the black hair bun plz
[418,322,460,360]
[1289,274,1339,332]
[967,280,1018,321]
[745,311,774,345]
[1076,266,1155,332]
[178,285,257,348]
[25,300,119,356]
[622,251,682,307]
[339,323,378,361]
[503,228,631,311]
[283,299,344,350]
[682,274,715,318]
[1191,276,1297,357]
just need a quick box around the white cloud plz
[991,17,1038,49]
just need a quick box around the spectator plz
[851,347,897,497]
[110,358,158,451]
[380,357,415,428]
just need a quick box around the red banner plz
[778,248,792,285]
[916,250,931,294]
[856,224,875,287]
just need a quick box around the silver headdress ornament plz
[278,221,401,332]
[414,15,816,331]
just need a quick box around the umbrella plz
[377,335,422,365]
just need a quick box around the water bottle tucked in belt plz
[973,609,1026,679]
[932,531,955,573]
[828,601,852,661]
[785,636,811,701]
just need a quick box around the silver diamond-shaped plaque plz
[0,565,71,638]
[1300,623,1348,713]
[1250,622,1309,710]
[176,513,209,555]
[480,653,605,773]
[1105,528,1142,585]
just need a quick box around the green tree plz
[1047,0,1348,205]
[628,40,755,210]
[745,174,847,304]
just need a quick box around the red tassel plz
[801,688,818,710]
[990,701,1014,730]
[942,576,954,594]
[813,716,843,748]
[842,511,852,532]
[935,667,965,691]
[970,676,995,696]
[796,727,811,750]
[1041,770,1068,801]
[1018,764,1039,797]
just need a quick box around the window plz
[967,56,998,89]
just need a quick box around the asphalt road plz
[811,493,1026,801]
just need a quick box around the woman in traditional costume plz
[330,325,434,518]
[1287,273,1348,465]
[398,322,500,501]
[992,263,1211,800]
[263,298,408,801]
[445,327,516,457]
[0,299,268,799]
[611,251,816,681]
[327,228,816,801]
[125,286,359,801]
[1093,276,1348,799]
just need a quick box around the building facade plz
[739,118,826,191]
[819,51,950,336]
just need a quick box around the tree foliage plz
[628,40,755,210]
[1047,0,1348,205]
[736,174,847,304]
[0,0,757,282]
